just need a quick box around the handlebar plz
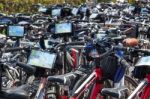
[2,47,28,53]
[98,45,150,68]
[113,46,150,54]
[101,47,131,68]
[72,19,101,23]
[115,54,130,68]
[1,47,39,53]
[54,41,85,50]
[75,28,89,32]
[91,47,130,68]
[99,48,113,59]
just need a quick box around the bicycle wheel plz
[124,75,138,99]
[88,75,138,99]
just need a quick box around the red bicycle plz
[108,47,150,99]
[128,56,150,99]
[47,46,130,99]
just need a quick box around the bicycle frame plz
[35,77,47,99]
[140,74,150,99]
[70,46,84,70]
[70,67,103,99]
[71,48,79,69]
[128,74,150,99]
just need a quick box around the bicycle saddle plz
[47,72,78,85]
[3,84,30,99]
[101,86,128,98]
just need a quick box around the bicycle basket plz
[132,67,147,79]
[133,56,150,79]
[100,55,118,80]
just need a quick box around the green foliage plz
[0,0,111,14]
[98,0,111,2]
[0,3,4,10]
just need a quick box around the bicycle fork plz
[128,74,150,99]
[128,80,147,99]
[34,78,47,99]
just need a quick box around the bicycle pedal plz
[101,86,128,98]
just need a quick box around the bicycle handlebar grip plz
[16,62,36,75]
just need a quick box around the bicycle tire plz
[83,75,138,99]
[125,75,138,88]
[124,75,138,99]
